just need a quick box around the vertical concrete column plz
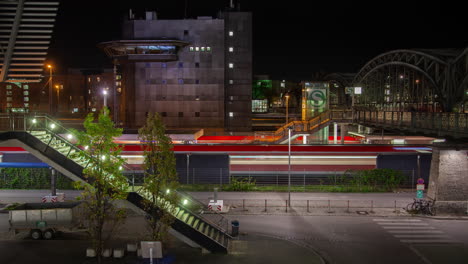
[50,168,56,196]
[358,124,362,134]
[340,124,346,144]
[333,123,338,144]
[428,146,468,214]
[302,135,308,145]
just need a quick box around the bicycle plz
[405,198,435,215]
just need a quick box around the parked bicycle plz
[405,198,435,215]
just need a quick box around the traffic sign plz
[416,190,424,199]
[416,184,425,190]
[417,178,424,184]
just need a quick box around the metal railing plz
[356,111,468,138]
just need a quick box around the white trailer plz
[8,202,84,240]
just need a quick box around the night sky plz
[47,0,468,81]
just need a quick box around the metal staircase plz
[0,113,232,253]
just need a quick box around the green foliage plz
[338,169,405,192]
[0,168,75,189]
[71,108,128,263]
[138,112,179,242]
[224,177,256,191]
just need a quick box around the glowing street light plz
[103,89,108,107]
[285,94,290,125]
[46,64,53,114]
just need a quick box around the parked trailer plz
[8,202,84,240]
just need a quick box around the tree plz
[138,112,179,242]
[72,108,128,263]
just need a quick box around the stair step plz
[186,216,194,225]
[181,213,189,223]
[192,219,199,228]
[30,131,47,136]
[176,209,184,218]
[198,223,205,233]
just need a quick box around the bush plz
[224,177,256,191]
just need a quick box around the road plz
[0,190,467,263]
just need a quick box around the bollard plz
[264,199,267,212]
[394,200,398,213]
[347,200,350,213]
[243,199,245,211]
[371,200,374,213]
[307,200,310,213]
[286,200,288,212]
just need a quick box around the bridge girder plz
[353,49,468,112]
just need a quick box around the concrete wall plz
[427,148,468,214]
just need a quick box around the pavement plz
[1,189,467,264]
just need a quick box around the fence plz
[194,198,410,214]
[124,168,418,191]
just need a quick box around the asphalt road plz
[0,190,467,264]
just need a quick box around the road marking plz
[388,230,444,234]
[394,235,450,238]
[373,219,421,222]
[400,239,457,244]
[377,222,428,226]
[382,226,435,230]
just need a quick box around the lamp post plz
[55,84,60,114]
[47,65,53,114]
[285,94,290,125]
[288,126,292,207]
[103,89,108,108]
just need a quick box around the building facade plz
[100,10,252,131]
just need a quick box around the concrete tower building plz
[100,9,252,132]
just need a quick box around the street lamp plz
[288,125,293,207]
[55,84,60,114]
[47,65,53,115]
[285,94,290,125]
[102,89,108,107]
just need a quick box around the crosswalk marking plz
[377,222,428,226]
[382,226,435,230]
[374,218,458,244]
[388,230,444,234]
[373,219,421,222]
[399,239,456,244]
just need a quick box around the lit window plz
[229,63,234,68]
[7,103,12,107]
[6,85,12,90]
[195,47,199,51]
[23,91,29,96]
[92,108,96,112]
[88,77,91,82]
[257,82,261,85]
[229,112,234,117]
[206,47,211,52]
[201,47,205,52]
[23,85,29,90]
[229,80,234,84]
[24,97,29,102]
[24,103,29,107]
[6,97,12,102]
[280,82,285,88]
[6,91,12,95]
[229,47,234,52]
[88,89,91,94]
[189,47,194,51]
[97,77,100,82]
[229,31,234,36]
[73,108,79,113]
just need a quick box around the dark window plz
[146,79,151,84]
[195,112,200,117]
[184,30,189,35]
[178,62,183,68]
[145,63,151,68]
[195,62,200,68]
[161,112,167,117]
[195,79,200,84]
[178,112,183,117]
[161,63,167,68]
[178,79,184,84]
[162,79,167,84]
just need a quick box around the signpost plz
[416,178,424,199]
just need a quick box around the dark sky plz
[47,0,468,81]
